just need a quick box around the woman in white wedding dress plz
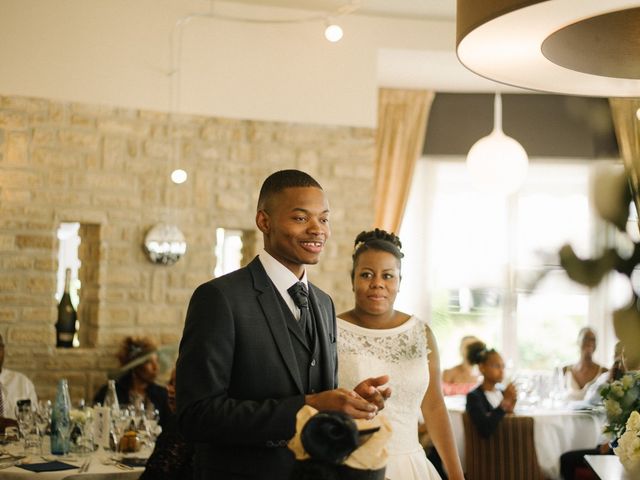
[337,229,464,480]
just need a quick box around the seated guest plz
[562,327,607,401]
[560,342,629,480]
[94,336,170,427]
[0,333,37,424]
[442,336,482,396]
[584,341,624,406]
[465,343,517,438]
[140,367,193,480]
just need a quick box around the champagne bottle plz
[56,268,77,348]
[51,379,71,455]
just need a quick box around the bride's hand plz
[305,389,378,419]
[354,375,391,411]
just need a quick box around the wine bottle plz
[50,379,71,455]
[56,268,77,348]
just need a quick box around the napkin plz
[120,456,147,468]
[18,460,77,472]
[289,405,392,470]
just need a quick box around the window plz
[56,222,80,306]
[398,159,608,372]
[214,228,244,277]
[55,222,101,348]
[56,222,81,347]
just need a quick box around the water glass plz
[24,427,41,456]
[15,402,35,440]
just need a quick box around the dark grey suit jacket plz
[176,257,338,479]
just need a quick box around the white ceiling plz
[226,0,527,92]
[228,0,457,21]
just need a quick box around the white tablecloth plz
[0,445,148,479]
[445,395,606,480]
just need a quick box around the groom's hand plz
[305,389,378,419]
[354,375,391,411]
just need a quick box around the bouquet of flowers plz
[601,372,640,440]
[615,411,640,472]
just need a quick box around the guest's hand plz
[305,388,379,419]
[354,375,391,411]
[0,417,18,434]
[501,382,518,413]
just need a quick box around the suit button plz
[266,440,274,447]
[279,440,287,447]
[311,359,316,367]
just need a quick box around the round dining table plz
[0,443,150,480]
[445,394,607,480]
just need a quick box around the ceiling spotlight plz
[324,23,343,43]
[171,169,188,184]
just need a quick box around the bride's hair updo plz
[351,228,404,280]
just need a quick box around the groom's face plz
[257,186,330,277]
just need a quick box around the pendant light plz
[466,93,528,195]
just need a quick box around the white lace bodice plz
[337,316,430,455]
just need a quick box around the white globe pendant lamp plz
[466,93,529,195]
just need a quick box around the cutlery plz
[115,462,134,470]
[78,458,91,473]
[0,460,18,470]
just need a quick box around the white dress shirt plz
[0,368,38,419]
[484,388,504,409]
[258,249,308,321]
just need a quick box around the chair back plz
[462,412,546,480]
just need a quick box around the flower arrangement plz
[69,407,93,425]
[601,372,640,439]
[615,410,640,473]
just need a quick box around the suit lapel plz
[249,259,304,394]
[308,284,335,389]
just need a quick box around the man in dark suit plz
[176,169,390,479]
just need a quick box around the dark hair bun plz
[466,341,488,365]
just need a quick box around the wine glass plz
[145,409,161,443]
[14,402,35,441]
[35,400,52,436]
[549,366,567,409]
[56,417,71,456]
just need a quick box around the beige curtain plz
[374,88,435,233]
[609,98,640,220]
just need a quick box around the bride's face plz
[352,249,401,316]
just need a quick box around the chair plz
[462,412,547,480]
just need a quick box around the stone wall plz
[0,95,375,402]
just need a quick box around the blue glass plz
[50,379,71,455]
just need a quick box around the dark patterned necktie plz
[288,282,311,339]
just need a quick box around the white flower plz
[611,382,625,398]
[616,430,640,466]
[69,407,93,424]
[627,411,640,433]
[605,398,623,418]
[622,375,635,389]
